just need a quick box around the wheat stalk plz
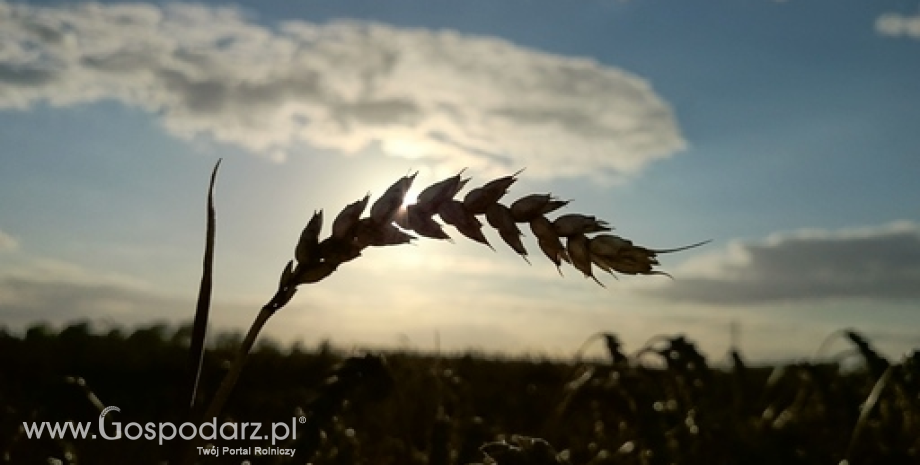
[182,167,707,464]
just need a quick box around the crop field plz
[5,167,918,465]
[2,322,918,464]
[3,168,917,465]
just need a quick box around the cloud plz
[876,12,920,40]
[0,275,183,332]
[0,256,273,335]
[0,276,173,321]
[0,1,684,181]
[646,221,920,305]
[0,229,17,252]
[0,257,176,324]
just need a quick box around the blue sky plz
[1,0,919,361]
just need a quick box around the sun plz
[391,188,418,230]
[401,189,418,209]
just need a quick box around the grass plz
[1,322,918,464]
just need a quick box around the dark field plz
[2,322,918,464]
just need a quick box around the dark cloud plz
[0,1,684,181]
[652,222,920,305]
[0,63,57,86]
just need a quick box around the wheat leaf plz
[185,158,221,411]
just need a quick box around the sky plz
[1,0,919,362]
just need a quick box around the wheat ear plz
[269,168,708,302]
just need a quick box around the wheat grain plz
[267,169,707,311]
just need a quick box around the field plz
[2,322,918,464]
[3,168,918,464]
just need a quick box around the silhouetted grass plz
[1,322,917,464]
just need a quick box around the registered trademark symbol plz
[298,416,306,424]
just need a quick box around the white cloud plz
[0,229,17,252]
[876,12,920,40]
[0,1,684,181]
[646,221,920,305]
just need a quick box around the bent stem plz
[202,306,274,421]
[179,305,274,464]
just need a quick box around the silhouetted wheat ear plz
[267,170,709,310]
